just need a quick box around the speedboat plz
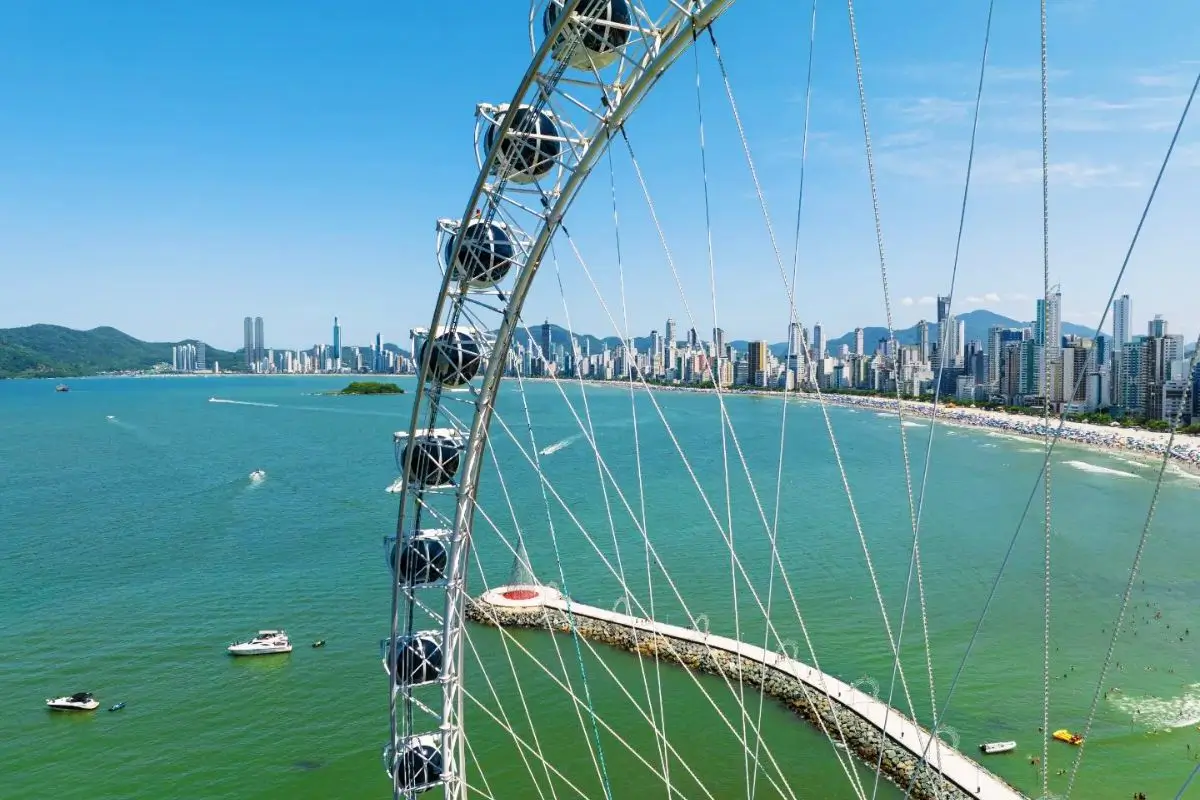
[227,630,292,656]
[1052,729,1084,746]
[55,384,70,393]
[249,470,266,482]
[46,692,99,711]
[979,741,1017,754]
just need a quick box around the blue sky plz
[1,0,1197,351]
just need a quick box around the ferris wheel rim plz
[390,2,741,798]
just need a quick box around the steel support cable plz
[473,287,795,800]
[457,501,717,800]
[899,65,1200,800]
[1037,2,1053,795]
[481,402,799,800]
[507,319,614,800]
[687,22,751,800]
[841,5,927,751]
[543,233,651,798]
[1064,335,1200,799]
[605,138,672,793]
[1063,69,1200,799]
[700,24,932,792]
[465,556,719,800]
[894,0,997,793]
[756,2,820,799]
[555,171,865,798]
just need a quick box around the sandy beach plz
[544,378,1200,471]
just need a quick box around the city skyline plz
[3,4,1197,352]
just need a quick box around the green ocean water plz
[1,375,1197,800]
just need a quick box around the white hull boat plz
[47,692,99,712]
[227,630,292,656]
[249,470,266,482]
[979,741,1017,755]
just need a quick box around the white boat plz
[249,470,266,482]
[979,741,1017,754]
[227,630,292,656]
[46,692,99,711]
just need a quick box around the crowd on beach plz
[811,393,1200,468]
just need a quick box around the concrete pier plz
[467,585,1029,800]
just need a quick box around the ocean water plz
[1,375,1197,800]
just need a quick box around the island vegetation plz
[334,380,405,395]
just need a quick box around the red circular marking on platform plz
[502,589,539,601]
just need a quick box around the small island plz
[332,381,405,396]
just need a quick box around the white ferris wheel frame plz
[388,1,738,799]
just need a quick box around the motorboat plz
[1052,729,1084,746]
[249,469,267,482]
[108,702,126,712]
[46,692,99,711]
[979,741,1017,755]
[227,630,292,656]
[55,384,70,393]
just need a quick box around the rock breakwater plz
[467,598,1026,800]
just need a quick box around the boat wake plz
[1110,683,1200,730]
[209,397,279,408]
[1063,460,1140,478]
[539,435,581,456]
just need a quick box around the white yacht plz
[46,692,99,712]
[227,630,292,656]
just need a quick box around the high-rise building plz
[712,327,725,354]
[541,320,552,363]
[1036,292,1062,348]
[917,320,930,361]
[332,316,342,360]
[747,340,770,387]
[243,317,254,367]
[813,322,825,358]
[937,296,951,327]
[195,342,207,372]
[1113,294,1132,347]
[374,332,383,373]
[665,318,677,347]
[853,327,864,356]
[253,317,265,364]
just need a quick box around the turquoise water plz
[2,375,1197,799]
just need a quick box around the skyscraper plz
[853,327,864,356]
[332,316,342,360]
[374,332,383,373]
[665,318,677,347]
[1035,292,1062,348]
[812,322,825,358]
[1113,294,1131,347]
[253,317,264,364]
[937,296,951,327]
[712,327,725,354]
[541,320,552,362]
[243,317,254,367]
[747,340,769,387]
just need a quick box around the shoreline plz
[525,377,1200,472]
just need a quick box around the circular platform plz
[478,584,562,608]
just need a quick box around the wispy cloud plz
[918,296,936,305]
[900,296,915,306]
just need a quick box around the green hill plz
[0,324,238,378]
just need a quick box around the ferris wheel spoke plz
[547,204,874,798]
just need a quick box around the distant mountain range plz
[510,309,1117,359]
[1,314,1186,379]
[0,323,413,378]
[0,325,239,379]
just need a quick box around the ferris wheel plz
[382,2,1200,799]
